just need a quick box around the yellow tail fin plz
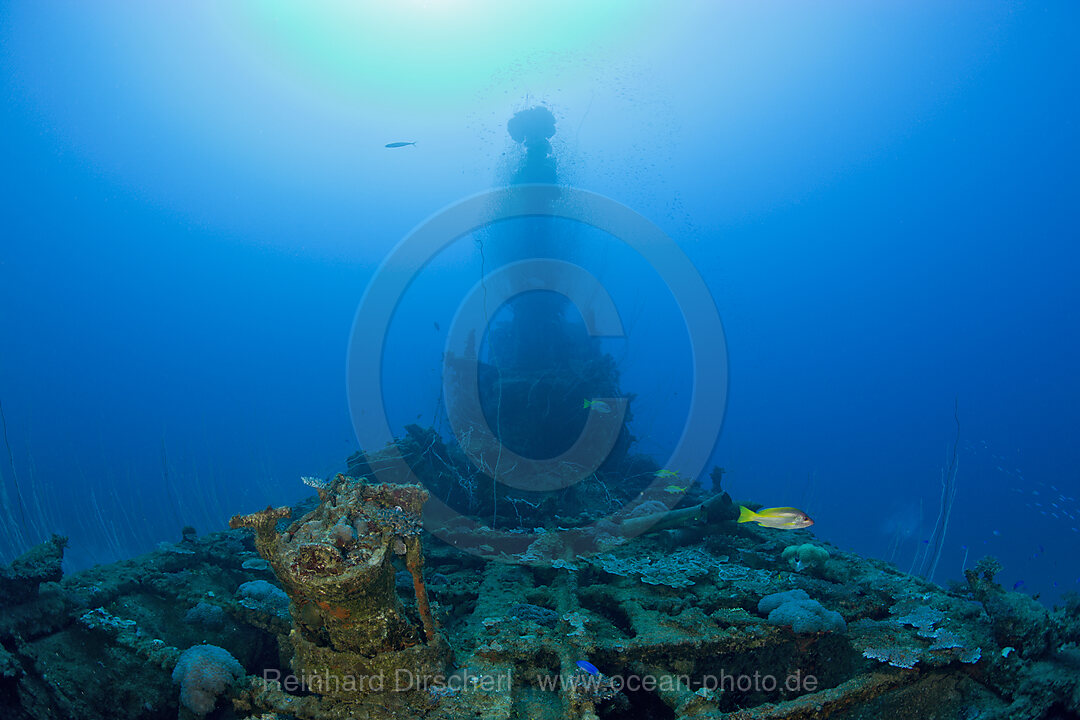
[737,506,756,523]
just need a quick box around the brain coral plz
[171,645,245,716]
[782,543,830,572]
[758,589,846,634]
[237,580,289,616]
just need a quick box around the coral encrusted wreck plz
[3,468,1080,719]
[229,474,448,710]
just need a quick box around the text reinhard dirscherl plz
[259,668,819,695]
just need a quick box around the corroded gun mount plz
[230,475,446,695]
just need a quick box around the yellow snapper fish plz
[583,399,612,414]
[737,506,814,530]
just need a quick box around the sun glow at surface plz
[228,0,654,105]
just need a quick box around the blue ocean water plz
[1,1,1077,606]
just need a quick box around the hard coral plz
[758,589,847,634]
[782,543,830,573]
[228,474,447,701]
[172,645,244,716]
[589,547,719,588]
[237,580,289,617]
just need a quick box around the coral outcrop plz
[229,474,448,713]
[172,644,245,716]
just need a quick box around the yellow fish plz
[737,506,814,530]
[663,484,685,494]
[655,469,678,478]
[583,399,613,414]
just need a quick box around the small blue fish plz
[1013,581,1025,591]
[385,141,416,148]
[576,660,599,676]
